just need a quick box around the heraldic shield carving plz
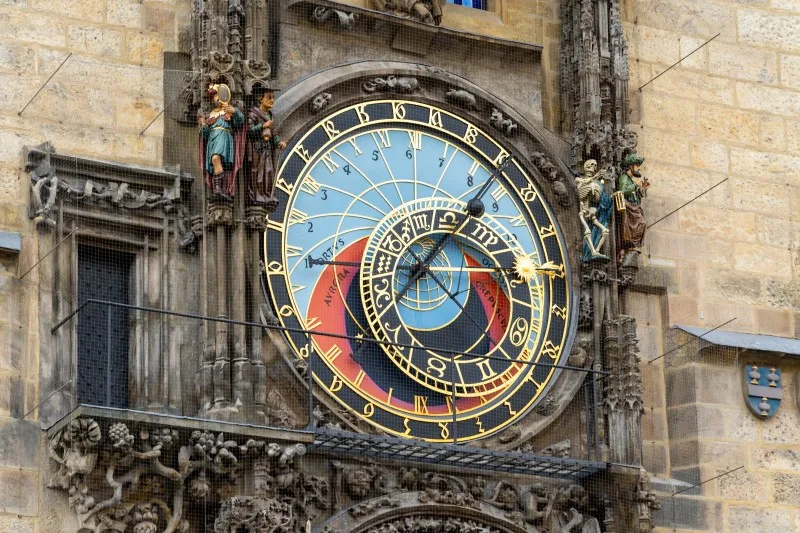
[744,365,783,418]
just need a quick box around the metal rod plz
[19,228,78,280]
[106,308,112,407]
[639,33,721,91]
[53,299,612,376]
[672,465,743,496]
[22,380,72,420]
[646,178,729,229]
[19,52,72,116]
[649,317,737,364]
[451,350,457,444]
[140,72,198,135]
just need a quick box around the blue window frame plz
[447,0,488,9]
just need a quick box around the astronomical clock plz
[265,99,575,443]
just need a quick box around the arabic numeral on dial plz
[321,189,328,200]
[307,222,314,233]
[439,157,445,167]
[467,176,474,187]
[406,149,413,159]
[492,202,499,212]
[343,165,351,175]
[372,150,379,161]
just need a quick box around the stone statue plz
[199,83,246,201]
[576,159,611,261]
[371,0,445,26]
[616,153,649,260]
[247,86,286,208]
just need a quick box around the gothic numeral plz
[552,305,568,320]
[429,109,443,128]
[392,102,407,120]
[464,125,479,144]
[323,120,340,139]
[355,104,370,124]
[295,144,311,163]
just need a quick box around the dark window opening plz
[77,245,134,409]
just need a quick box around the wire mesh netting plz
[7,1,796,532]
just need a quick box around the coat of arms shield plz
[743,365,782,418]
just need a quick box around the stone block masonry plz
[0,0,188,531]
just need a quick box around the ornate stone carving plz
[207,201,233,227]
[363,76,420,93]
[214,496,295,532]
[311,6,360,29]
[310,92,333,114]
[47,418,314,533]
[490,108,518,136]
[27,143,183,228]
[370,0,445,26]
[445,88,478,110]
[633,469,661,533]
[540,439,572,458]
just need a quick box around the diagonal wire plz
[19,227,78,280]
[672,465,744,496]
[647,178,728,229]
[648,317,737,364]
[22,380,72,420]
[19,52,72,116]
[639,33,721,91]
[140,72,199,135]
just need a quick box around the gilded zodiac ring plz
[360,199,544,397]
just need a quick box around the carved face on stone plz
[345,469,374,499]
[260,91,275,111]
[583,159,598,176]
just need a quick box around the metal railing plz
[49,299,608,469]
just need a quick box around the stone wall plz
[330,0,562,128]
[0,1,186,530]
[623,0,800,531]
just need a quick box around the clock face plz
[266,100,573,442]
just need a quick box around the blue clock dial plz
[266,101,572,442]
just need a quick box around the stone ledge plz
[287,0,543,52]
[45,404,316,445]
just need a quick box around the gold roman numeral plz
[321,345,342,362]
[289,208,308,225]
[353,369,366,387]
[407,130,422,150]
[300,176,321,195]
[476,359,497,380]
[414,395,430,414]
[320,153,339,173]
[374,130,391,148]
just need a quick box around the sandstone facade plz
[0,0,796,531]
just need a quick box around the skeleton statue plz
[576,159,611,261]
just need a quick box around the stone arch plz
[320,492,528,532]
